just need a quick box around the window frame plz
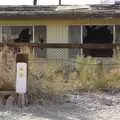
[68,24,115,58]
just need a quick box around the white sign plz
[16,63,27,93]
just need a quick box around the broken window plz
[2,26,33,43]
[68,25,113,57]
[83,25,113,57]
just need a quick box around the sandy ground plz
[0,92,120,120]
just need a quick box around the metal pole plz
[1,25,2,43]
[59,0,61,5]
[113,24,116,58]
[33,0,37,5]
[32,25,35,43]
[32,25,35,56]
[81,25,83,57]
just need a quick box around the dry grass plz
[0,63,15,90]
[1,47,120,104]
[27,56,120,103]
[28,63,75,103]
[0,48,16,91]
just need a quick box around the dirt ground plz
[0,92,120,120]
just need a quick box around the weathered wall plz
[0,19,120,59]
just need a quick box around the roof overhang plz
[0,5,120,20]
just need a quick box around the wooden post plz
[16,54,28,108]
[18,94,25,108]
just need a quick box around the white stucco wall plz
[47,24,68,60]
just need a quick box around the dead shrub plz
[28,63,74,104]
[28,56,120,103]
[0,63,15,90]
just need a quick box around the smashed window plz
[83,25,113,57]
[2,26,33,43]
[68,25,113,57]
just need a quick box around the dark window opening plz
[2,26,32,43]
[83,25,113,57]
[14,28,32,43]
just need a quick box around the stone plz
[0,97,4,106]
[5,96,14,107]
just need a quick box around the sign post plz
[16,54,28,108]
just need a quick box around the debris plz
[5,96,14,107]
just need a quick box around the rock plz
[5,96,14,107]
[100,98,113,106]
[0,97,4,106]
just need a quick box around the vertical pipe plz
[33,0,37,5]
[33,25,35,43]
[1,25,2,43]
[0,26,2,62]
[113,24,116,44]
[113,24,116,58]
[32,25,35,56]
[59,0,61,5]
[81,25,83,57]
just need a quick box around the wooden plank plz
[0,43,119,49]
[7,43,115,49]
[0,91,15,95]
[18,93,25,108]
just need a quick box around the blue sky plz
[0,0,116,5]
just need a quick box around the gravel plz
[0,92,120,120]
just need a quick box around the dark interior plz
[14,28,32,43]
[83,25,113,57]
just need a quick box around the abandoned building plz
[0,5,120,60]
